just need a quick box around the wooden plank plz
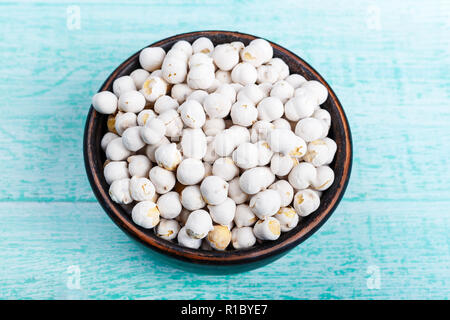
[0,0,449,202]
[0,0,448,299]
[0,201,448,299]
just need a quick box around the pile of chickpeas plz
[92,37,336,251]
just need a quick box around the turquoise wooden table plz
[1,0,449,299]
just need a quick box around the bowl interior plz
[84,31,352,265]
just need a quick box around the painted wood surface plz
[0,0,449,299]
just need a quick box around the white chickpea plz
[206,78,222,93]
[215,70,231,83]
[240,45,265,67]
[266,129,307,158]
[177,226,201,249]
[284,94,316,121]
[92,91,118,114]
[256,65,279,84]
[249,38,273,63]
[172,40,193,57]
[203,93,232,119]
[130,69,150,90]
[104,161,129,185]
[258,82,272,96]
[288,162,316,190]
[161,57,188,84]
[181,128,207,159]
[203,118,226,136]
[149,166,176,194]
[154,95,179,114]
[131,201,160,229]
[127,155,152,177]
[156,191,182,219]
[137,109,156,126]
[269,180,294,207]
[114,112,137,136]
[239,166,275,195]
[140,75,168,102]
[234,204,257,228]
[130,176,156,202]
[274,207,299,232]
[257,96,284,121]
[187,89,209,104]
[101,132,119,151]
[145,136,169,162]
[249,189,281,219]
[250,120,274,143]
[253,217,281,241]
[312,108,331,128]
[179,99,206,128]
[267,58,289,81]
[122,126,145,152]
[237,84,265,104]
[228,177,249,205]
[180,185,205,211]
[231,62,257,86]
[295,117,328,142]
[285,74,307,89]
[270,153,296,176]
[200,175,229,205]
[140,118,166,145]
[156,219,180,240]
[212,43,239,71]
[311,165,334,191]
[155,143,182,171]
[192,37,214,55]
[188,53,214,70]
[293,189,320,217]
[212,157,239,181]
[176,158,205,185]
[301,80,328,105]
[270,80,294,103]
[106,137,132,161]
[230,100,258,127]
[256,141,273,166]
[187,64,215,90]
[185,209,213,239]
[216,83,237,103]
[272,118,291,130]
[109,178,132,204]
[158,109,183,138]
[113,76,136,97]
[232,142,259,169]
[213,129,236,157]
[151,69,163,78]
[208,197,236,226]
[228,125,251,146]
[139,47,166,72]
[303,138,337,167]
[118,90,146,113]
[171,83,193,104]
[231,227,256,249]
[207,225,232,251]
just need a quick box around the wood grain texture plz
[0,0,449,299]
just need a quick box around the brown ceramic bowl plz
[84,31,352,270]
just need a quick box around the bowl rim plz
[84,30,353,266]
